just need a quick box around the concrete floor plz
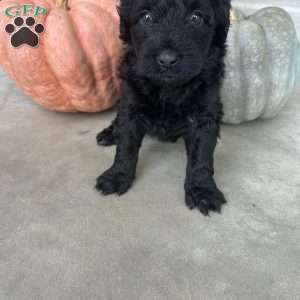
[1,66,300,299]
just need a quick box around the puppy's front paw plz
[96,128,116,146]
[185,183,226,216]
[96,168,133,196]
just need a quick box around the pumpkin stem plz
[230,9,236,23]
[56,0,69,9]
[296,42,300,86]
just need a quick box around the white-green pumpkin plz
[222,7,300,124]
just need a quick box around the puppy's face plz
[120,0,230,86]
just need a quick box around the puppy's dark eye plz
[140,13,153,25]
[188,13,203,25]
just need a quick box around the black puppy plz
[96,0,231,215]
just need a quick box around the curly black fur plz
[96,0,231,216]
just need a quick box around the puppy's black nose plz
[157,50,178,67]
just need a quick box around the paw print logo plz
[5,17,44,48]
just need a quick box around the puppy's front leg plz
[96,111,145,196]
[184,118,226,215]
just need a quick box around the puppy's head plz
[119,0,231,86]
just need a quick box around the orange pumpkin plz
[0,0,121,112]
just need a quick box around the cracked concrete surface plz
[1,64,300,300]
[2,2,300,298]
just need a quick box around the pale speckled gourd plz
[222,7,300,124]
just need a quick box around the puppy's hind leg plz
[96,115,118,146]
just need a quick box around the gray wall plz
[232,0,300,36]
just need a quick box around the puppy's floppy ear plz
[213,0,231,47]
[118,0,133,43]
